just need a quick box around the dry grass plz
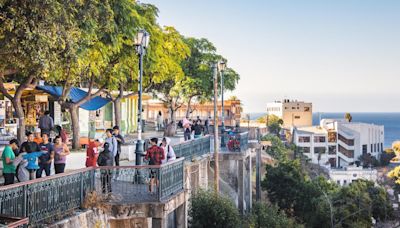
[82,191,121,213]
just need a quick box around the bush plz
[247,202,302,228]
[189,191,241,228]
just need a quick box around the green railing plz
[172,136,211,161]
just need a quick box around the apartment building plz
[293,119,384,168]
[266,99,312,128]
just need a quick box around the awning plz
[36,86,111,111]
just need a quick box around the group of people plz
[181,116,211,141]
[2,128,70,185]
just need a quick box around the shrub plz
[248,202,302,228]
[189,190,241,228]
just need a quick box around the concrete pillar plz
[238,159,245,214]
[176,203,187,228]
[246,155,252,212]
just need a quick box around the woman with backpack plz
[160,137,176,164]
[97,142,113,193]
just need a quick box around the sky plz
[141,0,400,113]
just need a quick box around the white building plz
[329,166,378,186]
[293,119,384,168]
[266,99,312,128]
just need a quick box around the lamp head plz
[134,29,150,48]
[218,60,227,72]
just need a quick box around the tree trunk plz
[185,97,192,118]
[69,105,80,149]
[164,107,177,137]
[113,98,121,127]
[12,98,25,143]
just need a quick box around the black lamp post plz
[134,29,150,166]
[218,60,227,147]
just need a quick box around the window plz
[298,147,310,153]
[314,136,326,143]
[304,107,310,112]
[343,180,347,185]
[371,144,373,153]
[328,146,336,154]
[338,134,354,146]
[298,136,311,143]
[292,107,296,110]
[337,180,340,185]
[374,144,377,153]
[294,116,300,119]
[339,145,354,158]
[362,145,367,154]
[381,143,383,152]
[314,147,326,154]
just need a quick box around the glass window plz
[298,136,311,143]
[328,146,336,154]
[314,147,326,154]
[314,136,326,143]
[298,147,310,153]
[362,145,367,154]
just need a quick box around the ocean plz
[248,112,400,149]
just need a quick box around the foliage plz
[263,160,393,227]
[380,149,396,166]
[344,113,353,122]
[189,190,241,228]
[247,202,302,228]
[260,134,289,161]
[358,153,379,168]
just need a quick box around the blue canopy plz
[36,86,111,111]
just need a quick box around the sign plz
[35,95,48,102]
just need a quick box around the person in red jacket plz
[85,138,103,167]
[145,138,164,192]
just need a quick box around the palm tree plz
[344,113,352,122]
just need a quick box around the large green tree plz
[0,0,85,142]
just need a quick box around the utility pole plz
[213,63,219,193]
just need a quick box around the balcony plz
[338,134,354,146]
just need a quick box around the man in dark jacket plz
[97,142,113,193]
[39,111,54,136]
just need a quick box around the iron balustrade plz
[172,136,211,161]
[0,159,185,226]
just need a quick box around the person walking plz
[204,116,211,135]
[145,138,164,192]
[112,126,124,166]
[36,133,54,178]
[53,136,70,174]
[97,142,113,193]
[160,137,176,164]
[105,129,118,165]
[86,138,103,167]
[2,139,19,185]
[183,117,191,141]
[192,121,203,139]
[38,111,54,136]
[156,111,163,131]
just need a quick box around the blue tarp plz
[36,85,111,111]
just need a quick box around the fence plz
[172,136,211,161]
[0,158,185,226]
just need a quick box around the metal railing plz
[0,168,95,226]
[172,136,211,161]
[0,158,185,226]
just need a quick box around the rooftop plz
[296,126,326,134]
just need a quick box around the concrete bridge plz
[0,132,254,228]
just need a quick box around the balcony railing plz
[0,158,185,226]
[172,136,211,161]
[223,131,249,152]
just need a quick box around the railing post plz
[158,166,163,201]
[80,172,84,204]
[23,185,27,218]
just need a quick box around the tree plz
[344,113,353,122]
[149,26,190,136]
[261,134,289,161]
[0,0,83,142]
[189,191,241,228]
[265,114,283,135]
[247,202,302,228]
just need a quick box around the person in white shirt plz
[160,137,176,164]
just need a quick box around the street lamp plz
[218,60,227,147]
[134,29,150,166]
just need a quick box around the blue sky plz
[142,0,400,113]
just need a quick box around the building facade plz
[266,99,312,128]
[329,166,378,186]
[145,99,242,127]
[293,119,384,168]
